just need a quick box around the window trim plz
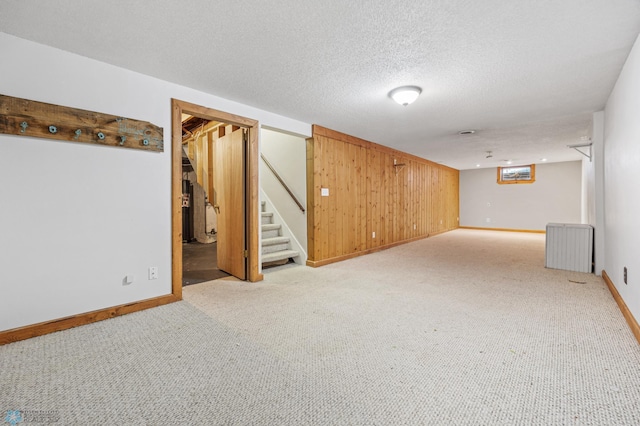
[497,164,536,185]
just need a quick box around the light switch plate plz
[321,188,329,196]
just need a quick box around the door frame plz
[171,98,263,298]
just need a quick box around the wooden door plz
[214,128,246,279]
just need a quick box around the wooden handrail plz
[260,153,305,212]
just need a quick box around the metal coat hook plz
[20,122,28,133]
[48,125,57,134]
[142,139,149,146]
[119,136,126,146]
[74,129,82,140]
[97,132,105,140]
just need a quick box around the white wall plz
[460,161,582,231]
[260,129,308,259]
[0,33,310,332]
[603,33,640,322]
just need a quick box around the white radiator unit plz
[545,223,593,273]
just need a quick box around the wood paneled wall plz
[306,125,459,267]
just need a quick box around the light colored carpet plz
[1,229,639,425]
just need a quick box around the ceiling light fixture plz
[389,86,422,106]
[541,158,548,162]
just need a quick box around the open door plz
[172,99,262,293]
[214,127,246,279]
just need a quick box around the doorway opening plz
[180,115,233,286]
[171,99,263,298]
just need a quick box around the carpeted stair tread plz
[261,223,281,231]
[262,236,290,246]
[262,249,298,262]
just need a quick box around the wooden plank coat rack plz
[0,94,163,152]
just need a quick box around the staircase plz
[261,202,299,267]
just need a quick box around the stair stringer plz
[260,189,307,265]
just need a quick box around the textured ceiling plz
[1,0,639,170]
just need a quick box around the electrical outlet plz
[149,266,158,280]
[413,224,416,230]
[624,267,627,284]
[372,231,376,238]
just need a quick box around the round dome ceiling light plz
[389,86,422,106]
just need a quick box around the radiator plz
[545,223,593,273]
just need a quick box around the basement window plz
[497,164,535,184]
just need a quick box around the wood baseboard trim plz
[602,270,640,345]
[0,294,181,345]
[459,226,546,234]
[306,231,452,267]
